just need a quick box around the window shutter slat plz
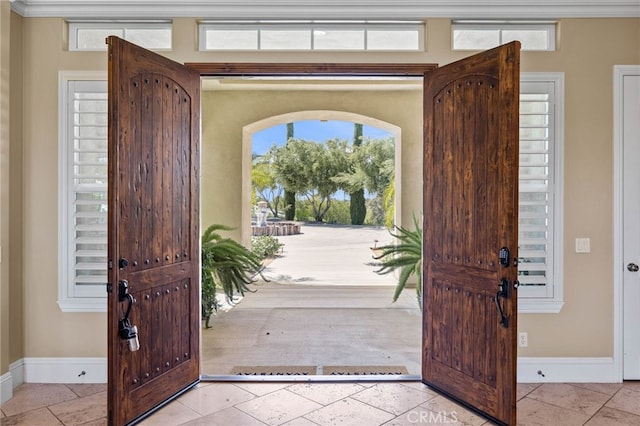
[518,85,555,299]
[68,80,108,299]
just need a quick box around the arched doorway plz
[241,110,402,247]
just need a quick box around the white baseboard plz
[517,357,619,383]
[0,360,25,403]
[10,359,24,388]
[0,371,12,404]
[23,358,107,384]
[9,356,619,386]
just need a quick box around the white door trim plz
[613,64,640,382]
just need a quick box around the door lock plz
[627,263,639,272]
[498,247,510,268]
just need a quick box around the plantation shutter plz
[518,80,556,299]
[59,78,108,310]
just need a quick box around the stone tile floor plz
[2,380,640,425]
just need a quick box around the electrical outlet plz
[519,332,528,347]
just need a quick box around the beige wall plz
[1,0,12,376]
[3,15,639,365]
[519,19,640,357]
[8,8,24,370]
[20,17,106,358]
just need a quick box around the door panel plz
[107,36,200,425]
[423,42,520,425]
[622,70,640,379]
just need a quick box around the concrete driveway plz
[261,223,397,286]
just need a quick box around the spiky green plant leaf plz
[201,224,266,327]
[373,215,422,309]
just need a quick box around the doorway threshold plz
[200,374,422,383]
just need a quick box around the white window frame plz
[452,21,556,51]
[198,21,424,52]
[518,72,564,313]
[58,71,108,312]
[68,20,172,51]
[57,72,563,313]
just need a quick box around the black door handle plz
[495,278,510,328]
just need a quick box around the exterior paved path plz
[261,223,398,286]
[202,223,422,376]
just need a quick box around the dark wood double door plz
[107,36,520,425]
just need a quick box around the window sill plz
[57,298,107,313]
[518,299,564,314]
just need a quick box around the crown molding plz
[10,0,640,19]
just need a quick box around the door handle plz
[495,278,510,328]
[628,263,639,272]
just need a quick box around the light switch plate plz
[575,238,591,253]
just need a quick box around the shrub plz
[323,199,351,224]
[373,215,422,309]
[201,224,264,328]
[251,235,283,259]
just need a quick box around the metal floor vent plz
[230,366,409,376]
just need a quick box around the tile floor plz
[2,380,639,425]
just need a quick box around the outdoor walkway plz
[202,223,422,377]
[201,283,422,376]
[260,223,398,286]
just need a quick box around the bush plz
[251,235,283,259]
[323,199,351,224]
[201,224,264,327]
[293,199,313,222]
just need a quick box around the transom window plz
[68,21,172,51]
[452,21,556,51]
[199,21,424,51]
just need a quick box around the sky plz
[252,120,391,156]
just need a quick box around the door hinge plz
[106,282,113,294]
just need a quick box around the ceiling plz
[10,0,640,19]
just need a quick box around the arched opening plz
[241,110,402,247]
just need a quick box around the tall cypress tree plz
[284,122,296,220]
[350,123,366,225]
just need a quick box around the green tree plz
[382,172,395,228]
[349,123,366,225]
[357,136,395,195]
[333,136,395,221]
[252,158,283,217]
[283,122,296,220]
[269,137,349,222]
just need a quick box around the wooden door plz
[422,42,520,425]
[107,36,201,425]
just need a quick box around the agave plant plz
[373,215,423,309]
[201,224,265,328]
